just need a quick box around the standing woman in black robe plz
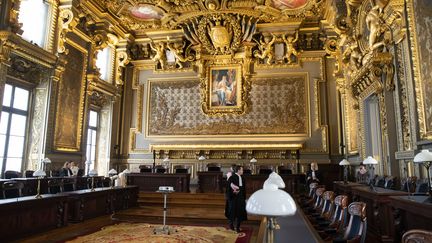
[225,165,247,233]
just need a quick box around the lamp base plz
[35,194,42,199]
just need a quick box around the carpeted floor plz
[66,223,252,243]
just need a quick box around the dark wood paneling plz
[351,186,408,243]
[197,171,223,193]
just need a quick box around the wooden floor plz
[16,192,261,242]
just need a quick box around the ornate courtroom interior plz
[0,0,431,242]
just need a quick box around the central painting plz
[146,74,309,137]
[209,66,241,108]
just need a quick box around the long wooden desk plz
[127,173,190,192]
[388,195,432,243]
[351,186,408,243]
[256,205,323,243]
[0,194,68,240]
[63,186,138,222]
[333,181,367,199]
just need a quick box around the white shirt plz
[237,173,243,187]
[312,170,316,179]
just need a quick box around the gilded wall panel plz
[53,42,87,151]
[146,75,308,136]
[346,92,359,154]
[409,0,432,138]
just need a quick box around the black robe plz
[225,173,247,222]
[306,169,322,185]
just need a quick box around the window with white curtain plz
[96,47,113,83]
[85,110,99,174]
[18,0,49,47]
[0,84,30,177]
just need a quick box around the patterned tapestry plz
[147,75,308,136]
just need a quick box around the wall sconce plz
[339,159,350,184]
[413,149,432,203]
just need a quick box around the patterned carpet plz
[66,223,252,243]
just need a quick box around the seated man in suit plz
[306,162,322,185]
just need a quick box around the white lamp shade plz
[163,157,170,162]
[363,156,378,165]
[264,172,285,189]
[123,169,131,174]
[413,149,432,163]
[250,158,257,163]
[246,189,297,216]
[33,169,46,177]
[89,169,98,176]
[108,169,118,175]
[42,158,51,164]
[339,159,350,166]
[198,155,206,161]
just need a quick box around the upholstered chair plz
[48,179,64,194]
[2,181,24,199]
[332,201,367,243]
[402,229,432,243]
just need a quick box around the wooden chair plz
[401,176,417,193]
[278,166,292,175]
[414,178,429,195]
[48,179,64,194]
[4,170,21,179]
[332,201,367,243]
[374,176,386,187]
[307,187,326,215]
[258,165,273,175]
[317,195,349,240]
[310,191,335,225]
[243,166,252,175]
[2,181,24,199]
[155,165,166,173]
[402,229,432,243]
[174,165,189,173]
[139,165,152,173]
[62,178,76,191]
[207,163,221,172]
[25,170,35,178]
[384,176,395,189]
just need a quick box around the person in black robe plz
[306,162,322,185]
[225,165,247,233]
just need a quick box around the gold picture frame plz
[202,64,245,116]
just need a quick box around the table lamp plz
[89,169,98,191]
[250,158,257,174]
[198,155,206,172]
[163,157,170,173]
[339,159,350,184]
[108,169,118,188]
[122,169,131,186]
[247,172,297,243]
[413,149,432,203]
[33,169,46,198]
[42,158,51,175]
[363,156,378,190]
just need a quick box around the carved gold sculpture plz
[254,33,276,65]
[282,31,299,64]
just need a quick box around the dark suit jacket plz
[225,173,247,221]
[306,169,322,184]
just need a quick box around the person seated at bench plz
[60,161,73,177]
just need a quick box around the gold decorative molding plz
[149,143,303,151]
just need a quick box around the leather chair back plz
[329,195,349,231]
[278,166,292,175]
[402,229,432,243]
[384,176,395,189]
[174,165,189,174]
[2,181,24,199]
[4,170,21,179]
[155,165,166,173]
[62,178,76,191]
[342,202,367,243]
[25,170,35,178]
[313,188,326,210]
[139,165,152,173]
[207,163,221,172]
[258,165,273,175]
[308,182,319,198]
[48,179,64,194]
[401,176,417,192]
[320,191,335,219]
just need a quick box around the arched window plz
[96,47,114,83]
[18,0,49,47]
